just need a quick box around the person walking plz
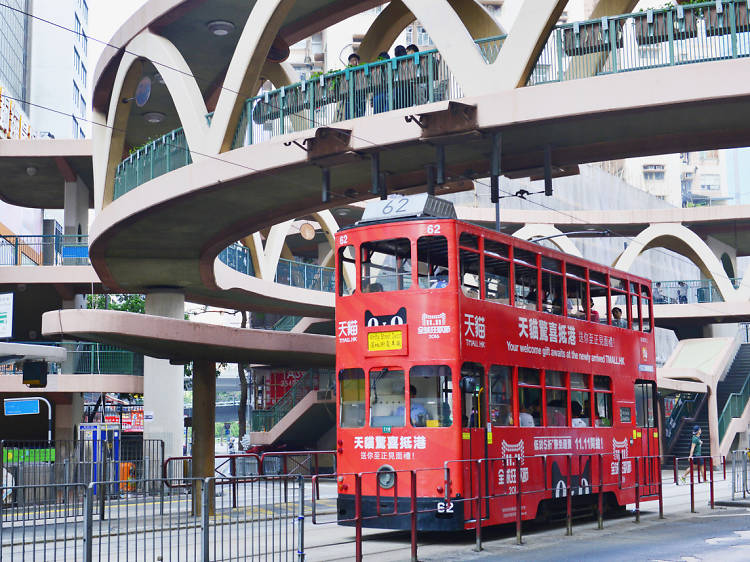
[680,425,703,483]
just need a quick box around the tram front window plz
[361,238,412,292]
[409,365,452,427]
[369,368,406,427]
[339,368,365,427]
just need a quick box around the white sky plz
[87,0,147,77]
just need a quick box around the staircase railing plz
[251,370,333,432]
[665,392,707,455]
[719,373,750,441]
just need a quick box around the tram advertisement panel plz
[460,302,655,377]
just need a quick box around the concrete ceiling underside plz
[0,140,94,208]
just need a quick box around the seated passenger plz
[396,385,429,426]
[612,307,626,327]
[571,401,589,427]
[519,406,534,427]
[589,299,600,323]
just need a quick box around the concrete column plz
[143,290,185,462]
[63,177,89,237]
[707,386,720,464]
[192,359,216,515]
[54,392,83,441]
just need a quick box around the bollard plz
[298,476,305,562]
[634,458,640,523]
[689,458,695,513]
[355,474,363,562]
[566,455,572,536]
[231,456,238,509]
[83,483,94,562]
[709,458,715,509]
[723,455,726,481]
[474,460,483,552]
[516,457,523,545]
[658,457,664,519]
[673,456,678,484]
[597,454,604,530]
[201,478,211,562]
[410,470,418,562]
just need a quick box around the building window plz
[405,24,432,46]
[74,15,81,39]
[73,82,80,109]
[81,64,87,87]
[699,174,720,191]
[80,95,86,117]
[83,0,89,24]
[73,48,81,75]
[81,31,88,55]
[79,128,85,139]
[72,116,79,138]
[643,163,665,181]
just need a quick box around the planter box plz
[563,20,623,56]
[634,10,698,45]
[705,3,749,36]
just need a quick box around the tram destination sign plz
[359,194,456,223]
[368,330,403,351]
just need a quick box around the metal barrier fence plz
[730,449,750,499]
[0,235,89,266]
[1,475,303,561]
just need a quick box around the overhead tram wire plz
[11,1,744,309]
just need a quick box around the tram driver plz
[396,385,430,426]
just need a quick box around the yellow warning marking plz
[462,432,470,440]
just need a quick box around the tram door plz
[635,381,658,494]
[460,362,487,521]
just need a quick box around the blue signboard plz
[4,398,40,416]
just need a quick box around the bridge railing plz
[0,342,143,377]
[652,277,742,304]
[0,235,89,266]
[719,373,750,441]
[530,0,750,85]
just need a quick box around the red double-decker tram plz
[335,195,659,531]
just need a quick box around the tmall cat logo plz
[551,459,591,498]
[365,307,407,327]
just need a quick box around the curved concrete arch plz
[206,0,297,155]
[611,223,739,302]
[512,224,583,257]
[358,0,504,64]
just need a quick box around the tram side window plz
[460,249,481,299]
[631,282,641,331]
[485,256,510,303]
[541,257,563,315]
[460,362,485,428]
[338,245,356,296]
[566,264,587,319]
[339,368,365,427]
[545,370,567,426]
[369,368,406,428]
[590,272,608,324]
[489,365,513,426]
[514,248,539,310]
[417,236,449,289]
[594,375,613,427]
[641,285,652,333]
[518,367,541,427]
[409,365,452,427]
[610,277,628,328]
[361,238,412,292]
[570,372,591,427]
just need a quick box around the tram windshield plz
[369,368,406,427]
[361,238,412,292]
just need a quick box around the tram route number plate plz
[436,501,455,518]
[368,330,403,351]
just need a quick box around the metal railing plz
[0,235,89,266]
[113,128,191,199]
[273,315,302,331]
[274,258,335,292]
[730,448,750,499]
[719,372,750,440]
[218,242,255,275]
[530,0,750,85]
[652,277,742,304]
[251,370,334,432]
[0,343,143,376]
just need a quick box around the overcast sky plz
[88,0,147,77]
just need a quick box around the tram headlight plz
[377,465,396,489]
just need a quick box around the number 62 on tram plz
[334,195,659,530]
